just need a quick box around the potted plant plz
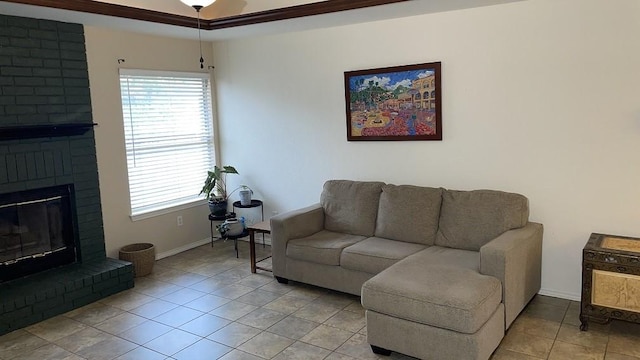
[200,165,238,216]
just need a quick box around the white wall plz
[85,27,216,258]
[212,0,640,300]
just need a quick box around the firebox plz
[0,184,77,283]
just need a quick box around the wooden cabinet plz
[581,233,640,331]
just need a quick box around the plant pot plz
[208,199,228,216]
[221,219,244,236]
[239,190,252,206]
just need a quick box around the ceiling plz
[94,0,327,19]
[0,0,526,40]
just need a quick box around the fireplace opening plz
[0,185,77,283]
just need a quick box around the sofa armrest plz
[270,203,325,276]
[480,222,543,329]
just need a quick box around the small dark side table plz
[247,220,271,273]
[208,213,246,258]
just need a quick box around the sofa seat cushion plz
[321,180,385,237]
[340,237,426,274]
[362,253,502,334]
[286,230,365,266]
[436,189,529,251]
[374,184,443,245]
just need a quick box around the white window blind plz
[119,69,214,217]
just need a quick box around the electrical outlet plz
[272,211,279,216]
[177,216,183,226]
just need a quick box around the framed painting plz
[344,62,442,141]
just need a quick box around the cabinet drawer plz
[592,270,640,312]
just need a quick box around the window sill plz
[130,199,207,221]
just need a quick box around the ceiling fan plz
[179,1,219,68]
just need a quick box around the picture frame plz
[344,62,442,141]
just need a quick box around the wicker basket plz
[119,243,155,277]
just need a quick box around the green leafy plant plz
[200,165,238,201]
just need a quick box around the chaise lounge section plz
[270,180,543,359]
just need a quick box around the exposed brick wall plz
[0,15,91,125]
[0,14,133,335]
[0,14,104,262]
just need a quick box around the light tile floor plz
[2,240,640,360]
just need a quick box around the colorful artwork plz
[344,62,442,141]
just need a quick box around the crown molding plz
[1,0,410,30]
[2,0,196,28]
[206,0,409,30]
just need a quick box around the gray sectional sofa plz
[270,180,543,360]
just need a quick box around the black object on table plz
[232,200,264,219]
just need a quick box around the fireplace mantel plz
[0,123,98,141]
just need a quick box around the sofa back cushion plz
[374,185,443,245]
[435,189,529,251]
[321,180,385,237]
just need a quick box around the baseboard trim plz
[156,233,272,260]
[538,288,580,302]
[156,238,211,260]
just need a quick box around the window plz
[119,69,214,218]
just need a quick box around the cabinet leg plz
[579,315,589,331]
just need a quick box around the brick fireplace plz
[0,14,133,335]
[0,184,77,283]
